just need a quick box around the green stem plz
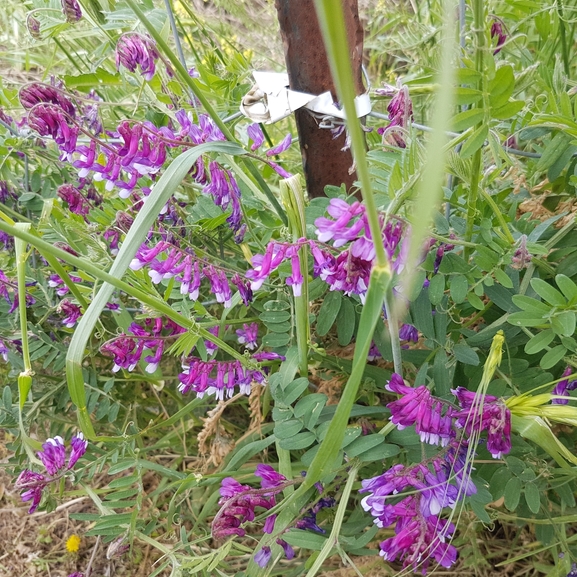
[304,464,360,577]
[312,0,388,270]
[464,0,486,255]
[384,290,402,375]
[15,224,32,374]
[480,189,514,244]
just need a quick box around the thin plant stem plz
[464,0,486,255]
[304,464,360,577]
[384,290,402,376]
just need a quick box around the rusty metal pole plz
[275,0,364,198]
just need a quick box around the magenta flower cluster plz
[116,33,160,81]
[377,85,414,148]
[552,367,577,405]
[359,373,512,572]
[101,317,186,374]
[15,434,88,513]
[178,353,281,400]
[130,241,252,306]
[387,373,512,458]
[245,199,408,303]
[213,465,333,567]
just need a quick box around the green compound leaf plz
[504,476,522,511]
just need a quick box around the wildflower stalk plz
[280,175,309,376]
[15,223,42,457]
[15,223,32,381]
[384,290,402,376]
[464,0,486,254]
[304,463,360,577]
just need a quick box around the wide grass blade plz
[65,141,245,439]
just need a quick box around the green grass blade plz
[65,141,245,439]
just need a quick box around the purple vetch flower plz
[378,85,413,148]
[386,374,454,446]
[511,234,531,270]
[202,163,244,236]
[15,470,47,513]
[28,103,79,161]
[245,242,289,290]
[178,358,263,399]
[48,273,82,297]
[277,539,294,560]
[20,83,76,118]
[37,436,66,476]
[103,229,120,255]
[67,573,84,577]
[204,325,220,355]
[552,367,577,405]
[367,342,381,361]
[266,133,292,156]
[204,265,232,308]
[252,351,286,362]
[58,184,90,216]
[68,433,88,468]
[231,273,253,306]
[26,14,42,39]
[452,387,511,459]
[0,231,13,250]
[399,323,418,343]
[255,464,287,489]
[236,323,258,350]
[116,34,159,81]
[247,123,265,151]
[268,161,293,178]
[59,300,82,328]
[254,546,272,568]
[490,21,507,54]
[0,339,8,361]
[212,477,277,539]
[100,317,185,373]
[61,0,82,22]
[315,198,365,246]
[379,511,458,572]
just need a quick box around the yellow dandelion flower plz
[66,534,81,553]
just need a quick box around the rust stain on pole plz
[275,0,364,198]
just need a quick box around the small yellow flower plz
[66,534,81,553]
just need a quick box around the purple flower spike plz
[236,323,258,350]
[116,34,159,81]
[61,0,82,22]
[59,300,82,328]
[386,374,454,446]
[58,184,90,216]
[452,387,511,459]
[255,464,286,489]
[277,538,295,560]
[28,103,79,161]
[15,470,47,513]
[378,85,413,148]
[399,323,418,343]
[37,436,66,476]
[254,546,272,568]
[552,367,577,404]
[20,83,76,118]
[68,433,88,469]
[247,123,265,151]
[27,14,42,39]
[490,21,507,54]
[231,273,253,306]
[266,133,292,156]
